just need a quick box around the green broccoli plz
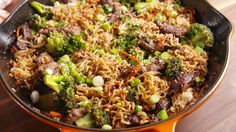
[127,86,137,101]
[120,0,141,7]
[43,74,75,98]
[165,58,182,79]
[31,1,52,18]
[46,32,69,57]
[185,23,214,48]
[57,55,87,84]
[134,0,157,14]
[113,36,137,51]
[118,21,140,37]
[103,4,113,14]
[93,108,111,127]
[75,113,95,128]
[30,14,48,30]
[67,34,87,53]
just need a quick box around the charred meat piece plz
[66,108,87,124]
[141,59,167,73]
[169,72,196,93]
[127,114,140,126]
[155,21,188,37]
[138,37,156,52]
[36,52,60,75]
[157,97,171,110]
[15,40,27,50]
[20,23,33,40]
[120,66,133,78]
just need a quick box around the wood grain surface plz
[1,1,236,132]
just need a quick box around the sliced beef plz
[120,66,133,78]
[141,59,167,73]
[138,37,156,52]
[155,21,188,37]
[169,72,196,93]
[149,115,158,123]
[15,40,27,50]
[36,52,60,75]
[20,23,33,40]
[157,97,171,110]
[66,108,87,124]
[127,115,140,126]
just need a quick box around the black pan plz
[0,0,232,131]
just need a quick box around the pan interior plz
[0,0,232,131]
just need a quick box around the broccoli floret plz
[127,87,137,101]
[46,32,69,57]
[103,4,113,14]
[118,21,140,37]
[185,23,214,48]
[165,58,182,79]
[57,55,87,84]
[134,2,149,14]
[44,74,75,97]
[134,0,157,14]
[44,74,65,94]
[67,34,87,53]
[113,36,137,51]
[31,1,52,18]
[93,108,111,127]
[30,14,48,30]
[120,0,141,7]
[75,113,95,128]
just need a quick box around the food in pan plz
[9,0,214,129]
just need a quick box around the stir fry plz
[10,0,213,129]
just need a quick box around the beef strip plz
[138,37,156,52]
[157,97,171,110]
[120,66,133,78]
[66,108,87,124]
[155,21,188,37]
[36,52,60,75]
[15,40,27,50]
[126,115,140,126]
[141,59,167,73]
[20,23,33,40]
[169,72,196,93]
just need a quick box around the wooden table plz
[1,0,236,132]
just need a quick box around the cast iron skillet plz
[0,0,232,131]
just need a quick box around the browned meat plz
[113,121,127,128]
[15,40,27,50]
[155,21,188,37]
[36,52,54,66]
[20,23,33,39]
[60,0,68,4]
[108,12,121,22]
[138,38,156,52]
[127,115,140,126]
[149,115,158,123]
[141,59,167,73]
[120,66,133,78]
[157,97,171,110]
[36,52,60,75]
[66,108,87,124]
[170,72,196,93]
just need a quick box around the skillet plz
[0,0,232,131]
